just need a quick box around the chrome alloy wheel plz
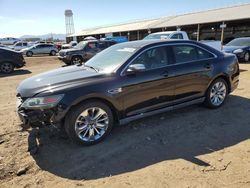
[210,81,227,106]
[72,57,82,64]
[74,107,109,142]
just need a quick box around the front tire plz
[0,62,14,74]
[204,78,228,109]
[64,101,114,145]
[71,56,83,65]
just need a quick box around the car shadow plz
[26,95,250,180]
[0,69,32,77]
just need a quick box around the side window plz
[23,43,27,46]
[16,43,22,46]
[108,41,116,46]
[171,34,183,39]
[86,42,97,51]
[131,46,169,70]
[197,48,214,59]
[98,42,107,50]
[173,45,214,64]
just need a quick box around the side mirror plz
[126,64,146,74]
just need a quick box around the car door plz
[170,44,216,104]
[44,44,52,54]
[121,45,175,117]
[84,42,98,60]
[32,45,41,54]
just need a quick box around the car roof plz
[113,39,192,48]
[113,39,223,56]
[149,31,185,35]
[233,37,250,40]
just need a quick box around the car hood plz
[223,46,246,53]
[17,65,103,98]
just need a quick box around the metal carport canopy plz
[69,4,250,37]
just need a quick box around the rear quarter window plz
[172,45,214,64]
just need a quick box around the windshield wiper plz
[84,65,99,72]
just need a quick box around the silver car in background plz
[21,44,58,57]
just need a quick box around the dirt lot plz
[0,56,250,188]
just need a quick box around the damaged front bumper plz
[17,108,55,126]
[16,96,67,127]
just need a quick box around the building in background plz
[67,4,250,44]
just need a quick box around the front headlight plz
[21,94,64,109]
[233,49,243,53]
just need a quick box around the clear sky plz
[0,0,250,37]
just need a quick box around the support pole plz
[197,24,200,41]
[137,30,140,40]
[220,22,225,50]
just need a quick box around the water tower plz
[64,9,75,36]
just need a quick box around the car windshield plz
[85,44,138,73]
[144,33,170,40]
[226,38,250,46]
[74,41,88,49]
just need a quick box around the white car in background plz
[61,41,78,49]
[144,31,222,51]
[10,41,32,51]
[0,37,20,45]
[144,31,189,40]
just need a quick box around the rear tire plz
[64,101,114,145]
[204,78,228,109]
[50,50,57,56]
[0,62,14,74]
[26,51,33,57]
[244,52,249,62]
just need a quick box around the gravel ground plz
[0,56,250,188]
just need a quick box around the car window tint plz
[98,42,107,50]
[197,48,214,59]
[173,45,213,64]
[108,41,116,46]
[131,46,169,70]
[171,34,183,39]
[88,42,97,49]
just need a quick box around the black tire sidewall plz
[26,51,33,57]
[204,78,228,109]
[0,62,14,74]
[64,101,114,145]
[71,56,82,65]
[50,50,56,56]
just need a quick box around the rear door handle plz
[161,71,169,77]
